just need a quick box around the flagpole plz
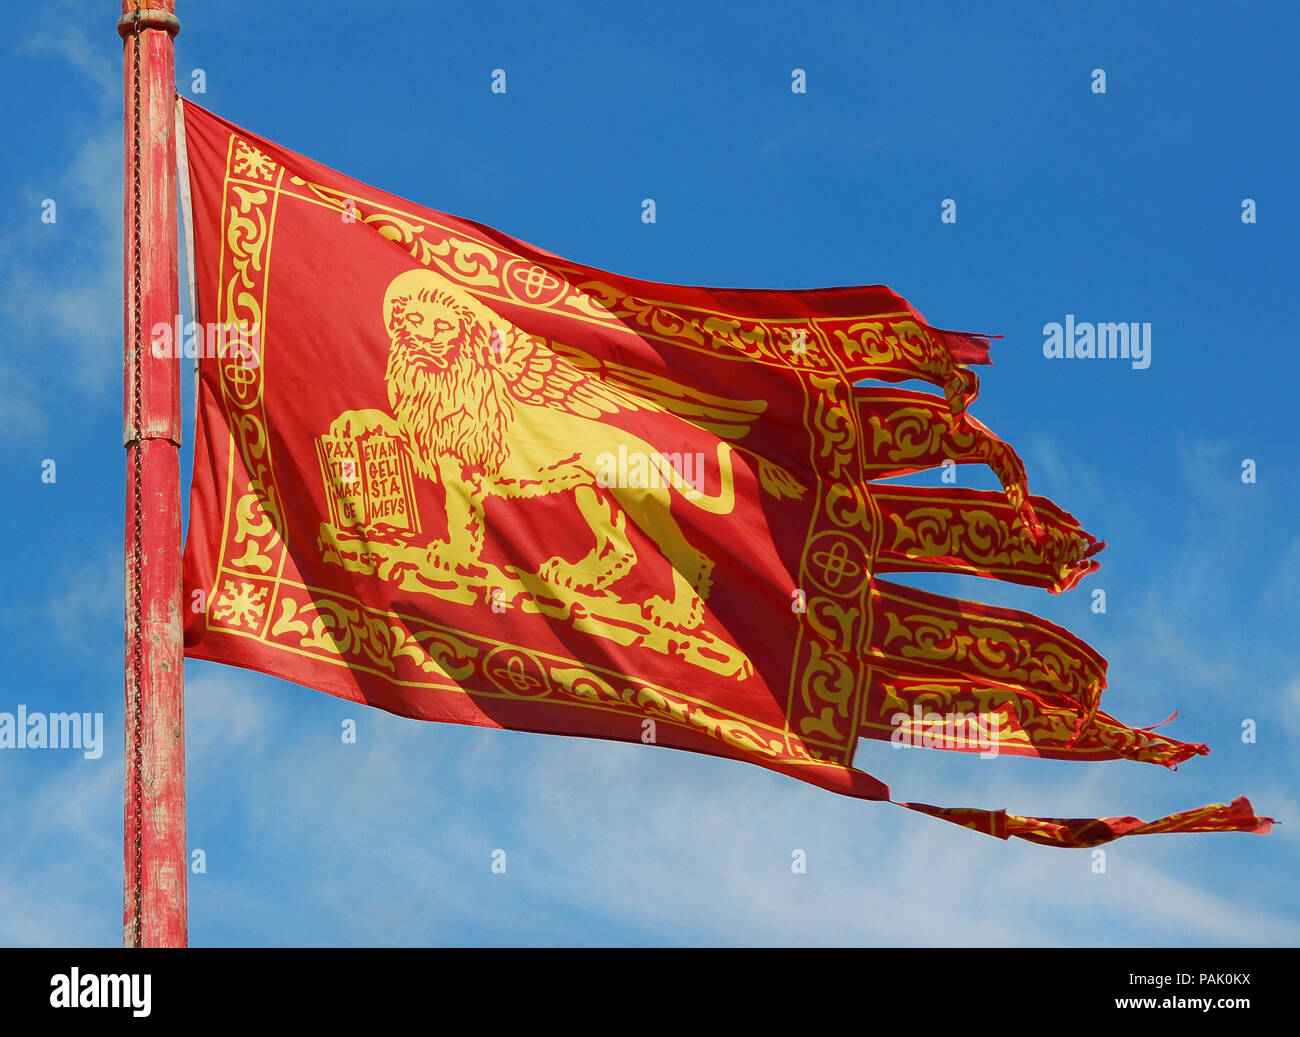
[119,0,187,947]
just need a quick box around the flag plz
[177,100,1269,848]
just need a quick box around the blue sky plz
[1,0,1296,945]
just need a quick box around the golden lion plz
[327,268,754,633]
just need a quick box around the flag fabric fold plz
[177,99,1270,847]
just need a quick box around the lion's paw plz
[327,408,399,442]
[422,545,458,574]
[536,556,591,591]
[643,595,705,631]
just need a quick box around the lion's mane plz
[384,283,514,479]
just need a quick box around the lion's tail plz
[650,441,736,515]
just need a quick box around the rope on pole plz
[126,0,144,949]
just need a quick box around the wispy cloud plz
[42,543,121,660]
[1,2,123,440]
[2,126,122,400]
[17,0,118,106]
[172,668,1299,947]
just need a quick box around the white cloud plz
[1,656,1291,947]
[42,543,121,659]
[1279,676,1300,743]
[1,3,125,440]
[0,750,121,946]
[173,681,1299,946]
[19,10,117,104]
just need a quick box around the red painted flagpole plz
[119,0,187,948]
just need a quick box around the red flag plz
[177,100,1270,847]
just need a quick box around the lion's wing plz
[500,331,768,441]
[548,342,767,442]
[498,332,646,419]
[498,331,805,500]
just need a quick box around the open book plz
[315,427,422,536]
